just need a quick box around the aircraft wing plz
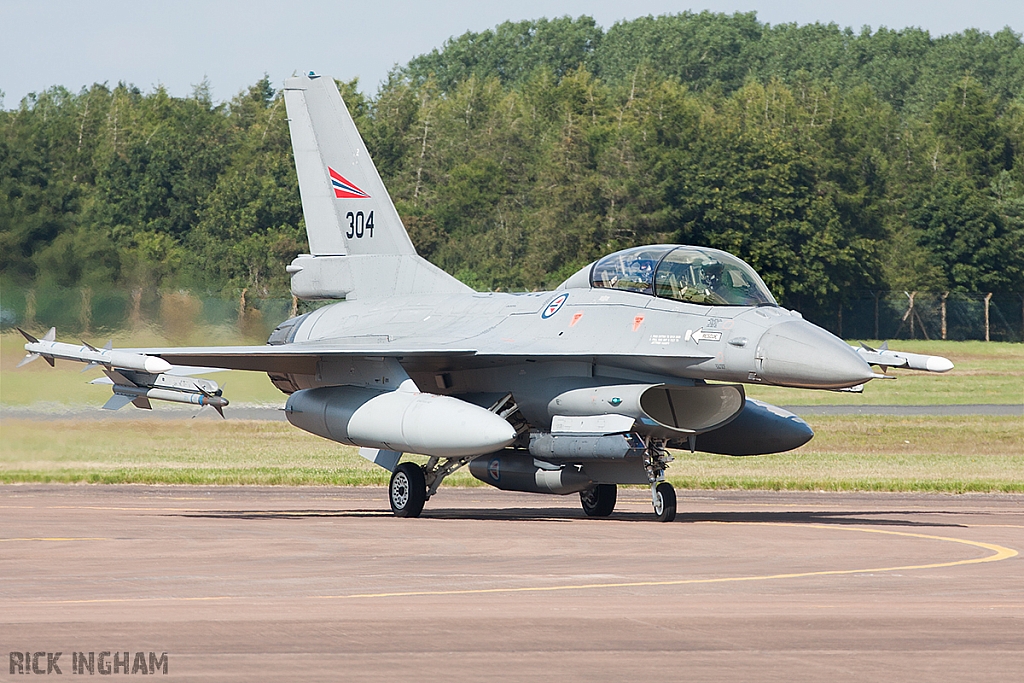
[126,342,715,375]
[123,343,479,374]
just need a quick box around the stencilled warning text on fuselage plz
[649,334,682,345]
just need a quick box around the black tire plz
[653,482,676,522]
[389,462,426,518]
[580,483,617,517]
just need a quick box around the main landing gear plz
[389,462,426,518]
[388,455,475,518]
[580,483,617,517]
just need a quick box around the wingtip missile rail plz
[18,327,172,374]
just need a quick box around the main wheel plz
[580,483,617,517]
[389,462,426,518]
[652,482,676,522]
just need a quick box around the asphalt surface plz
[2,485,1022,682]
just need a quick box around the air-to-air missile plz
[854,341,955,373]
[17,328,228,416]
[19,327,173,373]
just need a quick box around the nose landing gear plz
[644,440,676,522]
[652,481,676,522]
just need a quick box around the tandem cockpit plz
[560,245,778,307]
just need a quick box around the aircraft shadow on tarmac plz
[172,508,968,527]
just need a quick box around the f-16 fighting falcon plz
[18,73,954,521]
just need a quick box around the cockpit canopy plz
[586,245,777,307]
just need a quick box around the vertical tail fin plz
[283,73,415,257]
[282,73,468,299]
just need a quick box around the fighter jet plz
[19,73,954,521]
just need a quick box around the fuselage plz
[268,286,875,400]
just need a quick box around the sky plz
[2,0,1021,108]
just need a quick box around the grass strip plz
[2,415,1021,492]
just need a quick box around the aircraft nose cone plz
[757,320,875,389]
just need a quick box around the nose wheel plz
[389,462,426,518]
[651,482,676,522]
[644,439,676,522]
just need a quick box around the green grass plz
[2,415,1021,492]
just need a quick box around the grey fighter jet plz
[20,73,954,521]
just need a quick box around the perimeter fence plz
[0,286,297,342]
[817,291,1024,343]
[0,286,1021,343]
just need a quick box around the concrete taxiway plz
[2,485,1022,682]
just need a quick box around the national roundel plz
[541,293,569,319]
[328,166,370,199]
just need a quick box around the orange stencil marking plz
[633,315,645,331]
[570,312,584,327]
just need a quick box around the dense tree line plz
[2,12,1022,323]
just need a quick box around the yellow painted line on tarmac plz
[13,523,1018,606]
[317,523,1018,600]
[0,537,108,542]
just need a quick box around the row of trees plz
[2,12,1022,325]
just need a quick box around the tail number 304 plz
[346,211,375,239]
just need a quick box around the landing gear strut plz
[580,483,617,517]
[644,439,676,522]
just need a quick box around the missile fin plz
[132,396,153,410]
[17,327,39,343]
[81,340,99,352]
[44,355,54,367]
[101,368,136,387]
[16,353,40,368]
[42,327,56,342]
[103,340,113,351]
[102,394,135,411]
[89,377,115,385]
[81,362,102,373]
[212,403,226,419]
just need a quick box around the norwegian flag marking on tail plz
[328,166,371,199]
